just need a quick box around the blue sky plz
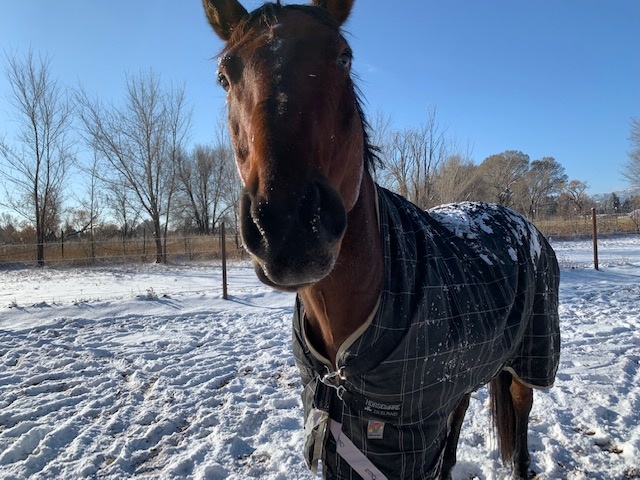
[1,0,638,195]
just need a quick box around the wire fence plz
[0,233,246,267]
[1,215,638,268]
[532,213,639,238]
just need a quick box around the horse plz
[201,1,561,479]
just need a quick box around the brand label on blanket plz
[367,420,385,440]
[363,398,401,419]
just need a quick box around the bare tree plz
[521,157,567,219]
[431,153,480,205]
[368,111,394,157]
[627,195,640,233]
[176,145,233,235]
[0,213,21,244]
[65,153,104,261]
[367,110,393,183]
[77,70,191,263]
[175,140,238,234]
[105,176,141,253]
[0,50,74,265]
[379,128,409,198]
[623,116,640,187]
[381,108,449,209]
[477,150,530,208]
[558,180,590,217]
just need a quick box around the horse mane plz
[224,1,381,173]
[354,83,382,173]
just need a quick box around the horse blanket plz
[293,185,560,480]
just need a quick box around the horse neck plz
[298,169,383,367]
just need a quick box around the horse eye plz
[337,49,352,71]
[217,71,230,91]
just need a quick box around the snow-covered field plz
[1,236,639,479]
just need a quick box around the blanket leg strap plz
[329,420,388,480]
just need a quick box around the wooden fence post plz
[61,229,64,259]
[591,207,599,271]
[221,222,228,300]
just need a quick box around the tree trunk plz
[153,218,165,264]
[35,202,45,267]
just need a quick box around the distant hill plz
[592,186,640,204]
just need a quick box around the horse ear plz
[202,0,249,41]
[311,0,354,26]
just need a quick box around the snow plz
[429,202,544,266]
[1,236,640,479]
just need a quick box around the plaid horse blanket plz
[293,185,560,479]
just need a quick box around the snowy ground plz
[1,235,639,479]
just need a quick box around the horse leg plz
[440,393,471,480]
[510,378,534,479]
[490,371,534,479]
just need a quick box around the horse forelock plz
[225,3,338,47]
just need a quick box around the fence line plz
[0,234,245,266]
[533,213,638,238]
[2,216,637,267]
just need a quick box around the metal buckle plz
[321,366,346,385]
[320,366,347,401]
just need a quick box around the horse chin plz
[251,253,337,292]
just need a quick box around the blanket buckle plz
[320,367,347,400]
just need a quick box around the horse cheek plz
[336,121,365,212]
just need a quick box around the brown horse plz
[202,1,560,479]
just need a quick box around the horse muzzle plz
[240,175,347,290]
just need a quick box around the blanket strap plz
[329,419,389,480]
[313,368,395,479]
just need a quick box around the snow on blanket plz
[293,188,559,479]
[0,238,640,479]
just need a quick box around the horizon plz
[1,1,639,198]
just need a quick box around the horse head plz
[203,0,365,291]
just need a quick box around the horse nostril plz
[240,180,346,262]
[298,182,346,241]
[240,191,267,256]
[297,185,322,234]
[317,185,347,240]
